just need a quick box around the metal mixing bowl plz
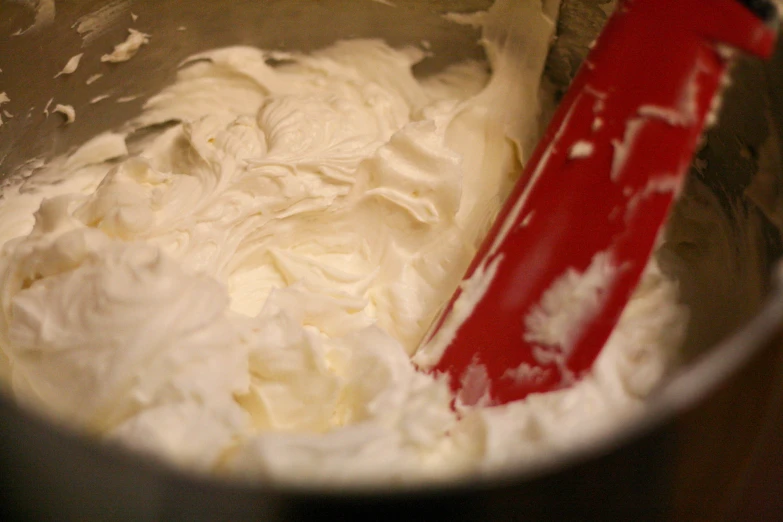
[1,1,782,520]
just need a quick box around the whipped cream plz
[53,104,76,124]
[54,53,85,78]
[101,28,150,63]
[0,0,686,484]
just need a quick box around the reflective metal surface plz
[0,1,782,520]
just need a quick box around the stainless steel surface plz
[0,0,782,520]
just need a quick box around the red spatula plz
[418,0,779,407]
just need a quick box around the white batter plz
[0,0,685,484]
